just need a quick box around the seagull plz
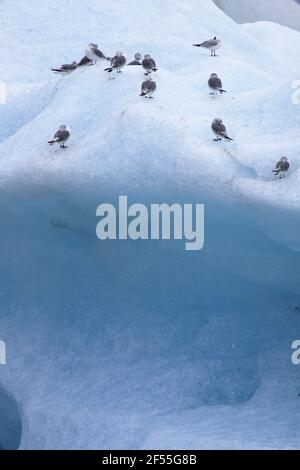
[86,43,109,63]
[193,37,221,56]
[142,54,158,76]
[128,53,142,66]
[52,62,77,73]
[77,56,93,67]
[140,78,157,98]
[211,119,233,142]
[78,44,109,66]
[105,51,127,73]
[273,157,290,177]
[208,73,226,95]
[48,125,71,148]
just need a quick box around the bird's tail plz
[48,139,58,145]
[193,44,202,47]
[220,89,227,94]
[225,136,233,141]
[51,68,63,73]
[272,169,280,175]
[140,92,147,96]
[104,67,113,72]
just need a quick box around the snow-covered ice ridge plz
[0,0,300,450]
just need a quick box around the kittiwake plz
[211,119,233,142]
[48,125,71,148]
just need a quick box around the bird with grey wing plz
[128,53,142,66]
[78,43,110,67]
[142,54,158,76]
[208,73,227,95]
[48,125,71,148]
[193,37,221,56]
[105,51,127,74]
[211,119,233,142]
[140,78,157,98]
[273,157,290,177]
[52,61,77,73]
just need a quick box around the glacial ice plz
[0,0,300,450]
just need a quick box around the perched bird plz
[105,51,127,73]
[77,56,93,67]
[48,125,71,148]
[273,157,290,177]
[128,53,142,66]
[52,62,77,73]
[193,37,221,56]
[86,43,109,63]
[142,54,158,76]
[208,73,226,95]
[140,78,157,98]
[211,119,233,142]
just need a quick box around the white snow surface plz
[0,0,300,450]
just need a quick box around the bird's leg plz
[60,143,67,148]
[213,137,221,141]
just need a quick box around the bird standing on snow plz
[86,43,109,63]
[105,51,127,73]
[211,119,233,142]
[193,37,221,56]
[208,73,226,95]
[78,44,109,66]
[77,56,93,67]
[273,157,290,177]
[52,62,77,73]
[142,54,158,76]
[140,78,157,98]
[128,53,142,66]
[48,125,71,148]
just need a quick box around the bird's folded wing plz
[94,49,106,59]
[54,130,70,141]
[77,56,92,66]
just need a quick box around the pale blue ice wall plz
[0,177,300,449]
[0,386,22,450]
[1,0,300,449]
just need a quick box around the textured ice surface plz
[0,386,22,450]
[0,0,300,450]
[214,0,300,31]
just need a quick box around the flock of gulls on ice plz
[48,39,290,179]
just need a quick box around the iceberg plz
[0,0,300,450]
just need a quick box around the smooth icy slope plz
[0,0,300,449]
[214,0,300,32]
